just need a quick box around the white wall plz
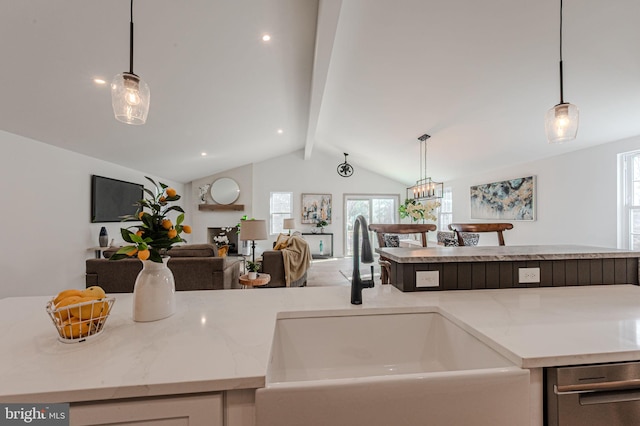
[446,135,640,247]
[185,150,407,256]
[185,164,253,245]
[251,150,407,256]
[0,131,184,298]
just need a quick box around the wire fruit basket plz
[46,297,115,343]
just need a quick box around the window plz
[620,151,640,249]
[438,187,453,232]
[344,194,399,256]
[270,192,293,235]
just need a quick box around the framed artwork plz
[470,176,536,221]
[302,193,332,224]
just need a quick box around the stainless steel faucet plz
[351,215,375,305]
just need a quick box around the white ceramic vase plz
[133,257,176,322]
[248,271,258,280]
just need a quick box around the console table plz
[302,233,333,259]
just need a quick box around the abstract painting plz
[470,176,535,221]
[302,193,332,224]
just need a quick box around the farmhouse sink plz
[256,310,530,426]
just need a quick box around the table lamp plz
[283,218,296,235]
[239,219,268,264]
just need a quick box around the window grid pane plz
[344,195,399,256]
[437,188,453,232]
[269,192,293,234]
[622,150,640,249]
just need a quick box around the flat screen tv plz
[91,175,143,223]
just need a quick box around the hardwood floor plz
[306,256,381,287]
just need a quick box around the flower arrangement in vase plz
[314,219,328,233]
[399,198,441,223]
[109,177,192,322]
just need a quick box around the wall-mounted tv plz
[91,175,143,223]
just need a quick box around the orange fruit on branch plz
[138,249,150,261]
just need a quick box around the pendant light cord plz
[558,0,564,104]
[129,0,134,75]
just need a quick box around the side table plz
[89,246,112,259]
[239,273,271,289]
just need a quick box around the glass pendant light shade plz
[111,72,150,125]
[545,102,578,143]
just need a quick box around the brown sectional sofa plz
[86,244,241,293]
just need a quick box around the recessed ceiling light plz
[262,34,271,42]
[201,152,207,157]
[277,129,284,134]
[93,78,106,85]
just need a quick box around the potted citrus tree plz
[110,177,192,322]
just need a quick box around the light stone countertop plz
[3,284,640,403]
[377,244,640,263]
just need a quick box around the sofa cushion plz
[104,243,217,259]
[167,244,217,257]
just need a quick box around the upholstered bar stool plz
[448,223,513,246]
[368,224,437,284]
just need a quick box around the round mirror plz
[210,178,240,205]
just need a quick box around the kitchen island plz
[3,284,640,425]
[377,244,640,291]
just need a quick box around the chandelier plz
[406,134,443,201]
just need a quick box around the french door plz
[344,194,399,256]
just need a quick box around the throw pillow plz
[460,233,480,246]
[383,234,400,247]
[443,238,459,247]
[273,233,290,250]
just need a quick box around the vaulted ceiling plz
[3,0,640,184]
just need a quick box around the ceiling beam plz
[304,0,344,160]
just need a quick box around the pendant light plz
[406,134,443,201]
[545,0,578,143]
[336,153,354,177]
[111,0,150,125]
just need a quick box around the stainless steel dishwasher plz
[547,361,640,425]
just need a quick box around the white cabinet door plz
[70,393,223,426]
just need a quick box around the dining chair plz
[368,224,437,284]
[448,223,513,246]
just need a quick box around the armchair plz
[260,234,311,287]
